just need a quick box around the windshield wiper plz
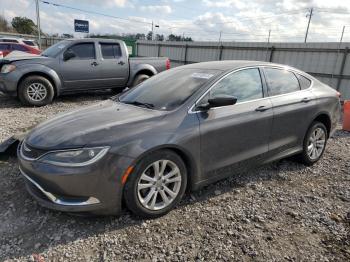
[123,100,155,109]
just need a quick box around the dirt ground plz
[0,93,349,261]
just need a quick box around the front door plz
[60,42,101,90]
[197,68,273,182]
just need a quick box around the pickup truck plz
[0,38,170,106]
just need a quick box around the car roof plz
[181,60,293,71]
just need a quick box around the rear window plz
[265,68,300,96]
[11,44,28,51]
[23,40,35,46]
[119,69,221,111]
[100,43,122,59]
[0,43,10,49]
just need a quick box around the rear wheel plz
[298,121,328,166]
[124,150,187,218]
[131,74,150,87]
[18,75,54,106]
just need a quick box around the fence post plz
[157,44,161,57]
[336,47,349,91]
[184,44,188,65]
[135,42,138,56]
[269,46,275,62]
[219,45,224,60]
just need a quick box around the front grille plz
[21,142,48,159]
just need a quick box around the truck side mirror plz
[63,49,75,61]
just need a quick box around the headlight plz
[1,64,16,74]
[39,147,110,167]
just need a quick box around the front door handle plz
[118,61,125,65]
[255,106,270,112]
[301,97,311,103]
[91,61,99,66]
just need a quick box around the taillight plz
[336,91,341,98]
[0,51,3,59]
[166,59,170,70]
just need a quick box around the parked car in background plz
[17,61,341,218]
[0,43,41,57]
[0,37,39,49]
[0,38,170,106]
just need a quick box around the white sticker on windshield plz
[191,73,214,79]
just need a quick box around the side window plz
[70,43,95,60]
[11,44,27,51]
[297,74,311,89]
[100,43,122,59]
[209,68,263,103]
[0,44,9,49]
[264,68,300,96]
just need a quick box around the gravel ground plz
[0,93,349,261]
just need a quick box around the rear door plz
[262,67,316,155]
[97,42,129,88]
[197,67,273,181]
[59,42,101,90]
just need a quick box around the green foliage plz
[0,14,12,32]
[11,16,36,34]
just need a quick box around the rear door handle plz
[118,61,125,65]
[301,97,311,103]
[255,106,270,112]
[91,61,99,66]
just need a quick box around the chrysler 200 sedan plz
[18,61,341,218]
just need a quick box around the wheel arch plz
[129,145,198,192]
[17,71,61,97]
[312,112,332,138]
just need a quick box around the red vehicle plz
[0,43,41,57]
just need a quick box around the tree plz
[156,34,164,41]
[11,17,36,34]
[146,31,153,40]
[167,34,193,42]
[0,15,11,32]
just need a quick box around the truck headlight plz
[1,64,16,74]
[39,147,110,167]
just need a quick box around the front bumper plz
[18,146,135,215]
[0,72,19,96]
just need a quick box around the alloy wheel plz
[27,83,47,102]
[307,127,326,160]
[137,160,182,211]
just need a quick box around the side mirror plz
[63,49,75,61]
[196,96,237,111]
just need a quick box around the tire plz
[18,75,54,106]
[298,121,328,166]
[131,74,150,87]
[124,150,187,218]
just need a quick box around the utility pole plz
[304,7,313,43]
[340,25,346,44]
[265,29,271,61]
[151,21,154,41]
[35,0,42,49]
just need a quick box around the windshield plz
[41,40,70,57]
[118,68,221,111]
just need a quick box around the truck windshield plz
[118,68,221,111]
[41,40,70,57]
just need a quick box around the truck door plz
[97,42,129,89]
[60,42,101,90]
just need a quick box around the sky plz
[1,0,350,42]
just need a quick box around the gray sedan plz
[18,61,341,218]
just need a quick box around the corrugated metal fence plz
[136,40,350,99]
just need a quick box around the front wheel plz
[298,121,328,166]
[124,150,187,218]
[18,75,54,106]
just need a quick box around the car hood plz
[25,100,166,150]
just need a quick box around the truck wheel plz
[131,74,150,87]
[124,150,187,218]
[18,76,54,106]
